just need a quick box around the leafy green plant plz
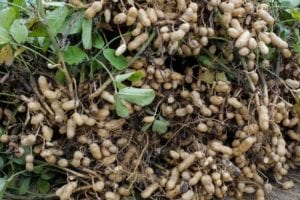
[113,71,155,118]
[142,114,170,134]
[0,141,64,199]
[103,48,128,70]
[152,117,170,134]
[1,139,39,197]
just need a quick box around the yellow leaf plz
[14,47,26,57]
[293,96,300,117]
[216,72,229,83]
[199,69,215,84]
[0,44,14,66]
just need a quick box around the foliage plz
[152,117,170,134]
[63,46,87,65]
[0,131,63,198]
[0,0,156,196]
[0,0,299,199]
[103,48,128,70]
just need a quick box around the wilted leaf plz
[115,96,129,118]
[60,11,84,35]
[0,26,10,44]
[152,118,169,134]
[63,46,87,65]
[0,7,17,30]
[0,44,14,66]
[37,179,50,194]
[199,69,215,84]
[19,178,31,195]
[294,96,300,117]
[117,87,155,106]
[93,32,105,49]
[215,72,228,82]
[10,19,28,43]
[82,18,92,49]
[103,48,128,70]
[46,6,69,37]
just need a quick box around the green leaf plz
[33,165,44,174]
[198,55,213,68]
[0,0,8,10]
[41,169,56,180]
[115,96,129,118]
[46,6,69,37]
[0,178,7,199]
[128,71,144,82]
[60,11,84,35]
[37,179,50,194]
[19,178,31,195]
[12,0,25,14]
[152,118,169,134]
[115,72,134,89]
[13,0,25,7]
[0,156,4,169]
[279,0,300,7]
[55,70,66,84]
[291,9,300,20]
[82,18,92,49]
[12,156,25,165]
[0,7,17,30]
[266,48,277,60]
[12,146,30,165]
[0,26,10,44]
[295,41,300,53]
[93,32,105,49]
[89,59,101,78]
[117,87,155,106]
[63,46,87,65]
[103,48,128,70]
[29,24,48,37]
[115,71,145,89]
[10,19,28,43]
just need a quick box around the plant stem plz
[35,0,74,96]
[4,192,57,200]
[94,59,117,93]
[89,78,112,99]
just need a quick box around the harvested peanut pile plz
[0,0,299,200]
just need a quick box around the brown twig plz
[89,78,112,99]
